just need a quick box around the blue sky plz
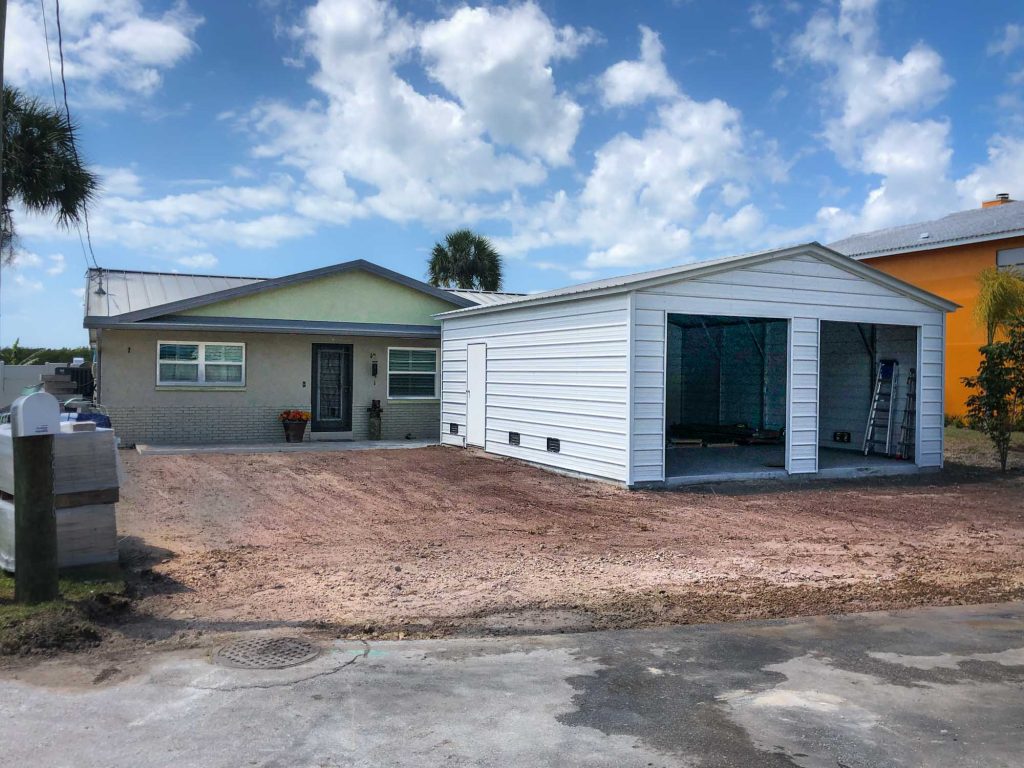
[5,0,1023,346]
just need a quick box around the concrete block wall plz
[380,400,441,440]
[107,400,440,446]
[105,404,309,446]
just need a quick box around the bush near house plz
[963,321,1024,471]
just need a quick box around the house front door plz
[311,344,353,433]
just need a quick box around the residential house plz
[83,260,517,446]
[831,195,1024,416]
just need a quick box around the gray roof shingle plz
[829,201,1024,258]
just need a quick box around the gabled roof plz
[830,201,1024,258]
[84,259,476,330]
[435,242,959,319]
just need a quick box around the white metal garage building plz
[438,243,957,487]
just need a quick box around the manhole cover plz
[213,637,321,669]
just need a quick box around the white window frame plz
[157,340,246,387]
[386,347,439,400]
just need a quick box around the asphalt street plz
[2,602,1022,767]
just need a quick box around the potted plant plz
[279,409,311,442]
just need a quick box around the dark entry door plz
[311,344,353,432]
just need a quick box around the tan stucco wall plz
[97,328,441,444]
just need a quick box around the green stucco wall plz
[180,269,456,325]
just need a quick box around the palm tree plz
[2,86,99,262]
[427,229,503,291]
[975,266,1024,344]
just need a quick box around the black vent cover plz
[509,431,520,446]
[546,437,560,453]
[450,423,459,435]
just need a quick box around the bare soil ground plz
[104,430,1024,646]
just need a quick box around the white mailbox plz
[10,392,60,437]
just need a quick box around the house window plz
[387,348,438,399]
[997,247,1024,270]
[157,341,245,387]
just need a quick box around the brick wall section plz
[380,400,440,440]
[107,400,440,446]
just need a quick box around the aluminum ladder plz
[896,367,917,460]
[863,359,899,456]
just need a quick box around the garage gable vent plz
[509,431,520,446]
[546,437,560,453]
[449,423,459,435]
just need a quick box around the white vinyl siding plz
[440,249,950,485]
[157,341,245,387]
[441,294,630,482]
[787,318,820,474]
[631,306,665,483]
[387,348,439,399]
[917,319,945,467]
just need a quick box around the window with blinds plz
[157,341,245,386]
[387,348,438,399]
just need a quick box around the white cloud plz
[749,3,772,31]
[46,254,67,276]
[598,26,678,108]
[419,3,591,165]
[697,204,766,244]
[247,0,553,226]
[988,23,1023,57]
[791,0,966,238]
[955,135,1024,208]
[11,251,42,269]
[96,167,144,197]
[793,0,952,161]
[13,274,43,293]
[6,0,202,109]
[175,253,218,270]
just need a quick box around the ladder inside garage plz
[863,359,899,456]
[897,367,917,460]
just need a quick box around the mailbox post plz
[11,392,60,603]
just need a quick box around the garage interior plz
[664,314,920,481]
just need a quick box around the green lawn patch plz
[0,569,126,656]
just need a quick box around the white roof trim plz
[436,242,958,319]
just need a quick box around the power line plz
[38,0,59,110]
[39,0,89,273]
[54,0,99,270]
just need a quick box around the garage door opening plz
[818,321,919,474]
[664,313,788,482]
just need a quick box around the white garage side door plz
[467,343,487,447]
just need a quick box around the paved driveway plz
[3,603,1023,767]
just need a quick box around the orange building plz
[831,195,1024,417]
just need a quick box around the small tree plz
[963,323,1024,471]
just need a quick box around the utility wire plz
[54,0,99,270]
[40,0,90,274]
[39,0,59,110]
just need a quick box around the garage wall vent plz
[546,437,560,453]
[449,423,459,435]
[509,431,520,446]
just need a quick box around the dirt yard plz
[111,431,1024,642]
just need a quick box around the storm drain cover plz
[213,637,320,669]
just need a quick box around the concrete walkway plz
[135,438,438,456]
[2,602,1022,767]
